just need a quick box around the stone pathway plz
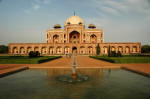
[0,65,28,77]
[121,64,150,76]
[76,56,120,68]
[29,56,72,68]
[0,56,150,77]
[29,56,121,69]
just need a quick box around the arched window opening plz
[90,34,97,43]
[69,31,80,44]
[53,34,59,43]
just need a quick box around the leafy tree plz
[96,43,100,55]
[117,51,122,57]
[111,51,117,57]
[29,51,35,57]
[29,51,40,57]
[0,45,8,53]
[142,45,150,53]
[35,51,40,56]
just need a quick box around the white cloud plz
[24,0,50,14]
[85,0,150,44]
[105,0,129,13]
[101,6,120,16]
[91,0,150,18]
[32,3,40,10]
[84,16,111,29]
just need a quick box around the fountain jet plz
[72,53,77,79]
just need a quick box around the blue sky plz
[0,0,150,45]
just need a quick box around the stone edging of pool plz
[1,65,150,78]
[29,66,121,69]
[0,66,28,78]
[121,67,150,78]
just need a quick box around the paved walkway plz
[0,65,28,77]
[77,56,120,68]
[120,64,150,76]
[29,56,72,68]
[29,56,121,69]
[0,56,150,77]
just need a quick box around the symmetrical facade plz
[9,15,141,55]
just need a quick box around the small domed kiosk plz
[88,24,96,29]
[54,24,61,29]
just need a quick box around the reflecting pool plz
[0,69,150,99]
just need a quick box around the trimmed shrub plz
[38,56,61,63]
[90,56,114,63]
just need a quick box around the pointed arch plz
[80,46,85,54]
[20,47,25,54]
[125,46,130,54]
[41,47,47,55]
[111,46,115,52]
[27,47,32,53]
[34,47,39,52]
[56,46,62,54]
[88,46,93,54]
[12,47,18,54]
[90,34,97,43]
[118,46,123,53]
[103,46,108,54]
[133,46,137,53]
[49,46,54,54]
[64,46,70,54]
[69,31,80,44]
[53,34,59,43]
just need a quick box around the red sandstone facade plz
[9,15,141,55]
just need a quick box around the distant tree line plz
[0,45,8,53]
[142,45,150,53]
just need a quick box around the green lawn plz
[90,56,150,63]
[0,56,61,64]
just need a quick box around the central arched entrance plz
[69,31,80,44]
[72,47,77,54]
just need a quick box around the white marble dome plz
[65,15,84,25]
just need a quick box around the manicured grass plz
[90,56,150,63]
[0,56,61,64]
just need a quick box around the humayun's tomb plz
[9,15,141,55]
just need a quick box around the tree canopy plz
[96,43,100,55]
[142,45,150,53]
[0,45,8,53]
